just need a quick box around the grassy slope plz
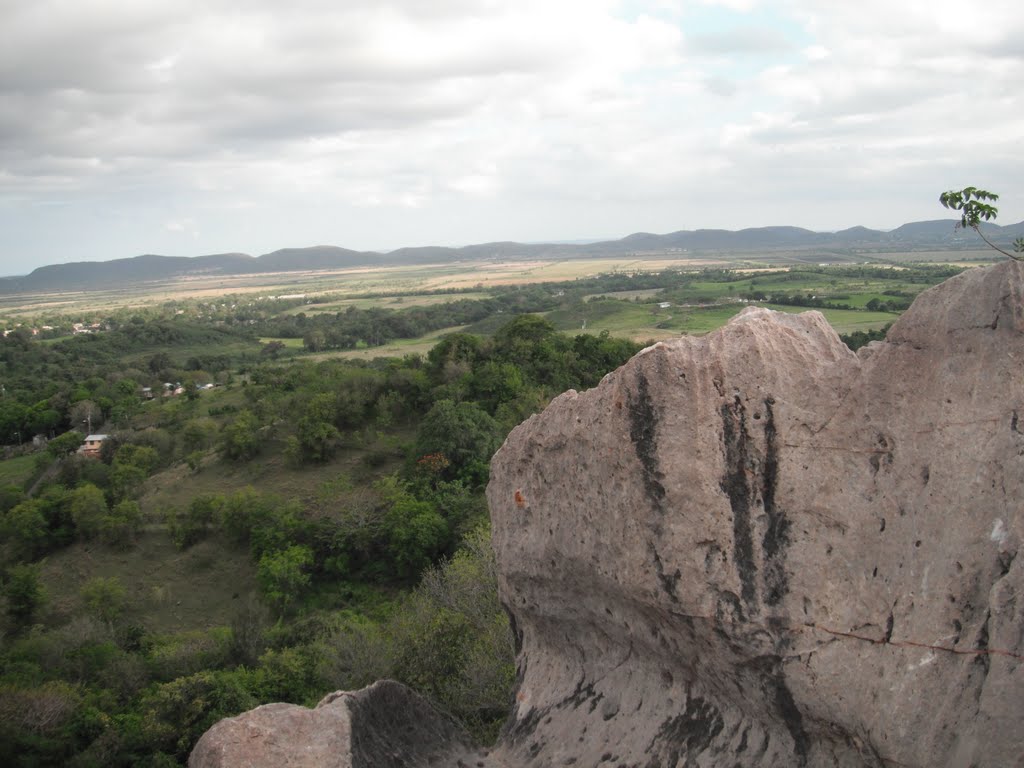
[38,531,258,635]
[0,454,37,487]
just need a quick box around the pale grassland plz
[0,252,987,319]
[304,325,470,361]
[284,292,491,315]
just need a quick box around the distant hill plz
[2,219,1021,294]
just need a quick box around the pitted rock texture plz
[187,680,487,768]
[486,260,1024,768]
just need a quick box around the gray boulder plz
[188,680,490,768]
[486,259,1023,767]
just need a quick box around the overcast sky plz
[2,0,1022,275]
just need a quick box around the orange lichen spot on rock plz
[515,489,527,508]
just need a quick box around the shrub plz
[257,545,313,611]
[80,576,127,624]
[140,669,257,761]
[4,564,47,623]
[2,499,49,560]
[99,500,143,548]
[68,484,109,540]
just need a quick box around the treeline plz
[255,287,564,351]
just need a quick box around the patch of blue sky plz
[618,2,815,84]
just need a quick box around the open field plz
[282,291,490,315]
[766,305,896,332]
[306,325,470,361]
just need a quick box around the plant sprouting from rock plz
[939,187,1023,260]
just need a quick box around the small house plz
[80,434,108,458]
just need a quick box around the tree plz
[68,483,109,540]
[2,499,49,560]
[80,576,127,624]
[4,564,46,623]
[70,399,103,433]
[257,545,313,611]
[218,410,261,461]
[100,499,143,547]
[384,495,449,579]
[939,187,1023,260]
[413,400,502,487]
[148,352,174,375]
[168,494,222,549]
[182,418,218,452]
[47,429,83,458]
[294,417,341,463]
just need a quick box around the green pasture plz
[304,324,470,361]
[766,305,897,332]
[0,453,37,487]
[259,336,304,348]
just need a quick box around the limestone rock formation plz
[191,261,1023,768]
[187,680,488,768]
[486,259,1024,767]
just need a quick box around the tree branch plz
[972,225,1023,261]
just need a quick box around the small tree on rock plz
[939,187,1023,260]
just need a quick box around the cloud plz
[0,0,1022,270]
[687,25,796,55]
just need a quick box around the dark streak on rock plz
[628,370,667,510]
[651,545,681,602]
[644,696,725,763]
[559,678,604,714]
[772,672,809,766]
[761,399,790,606]
[720,396,758,609]
[997,550,1016,577]
[974,610,991,679]
[502,704,546,745]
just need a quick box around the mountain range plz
[3,218,1022,294]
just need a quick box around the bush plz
[140,669,257,761]
[47,430,83,458]
[257,545,313,611]
[80,576,127,624]
[167,494,221,550]
[146,628,233,682]
[68,484,109,540]
[2,499,49,560]
[4,564,47,624]
[99,500,143,548]
[218,410,261,461]
[322,524,514,743]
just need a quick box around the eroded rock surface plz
[191,262,1023,768]
[486,260,1024,767]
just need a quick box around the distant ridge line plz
[3,218,1021,294]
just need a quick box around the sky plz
[1,0,1023,275]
